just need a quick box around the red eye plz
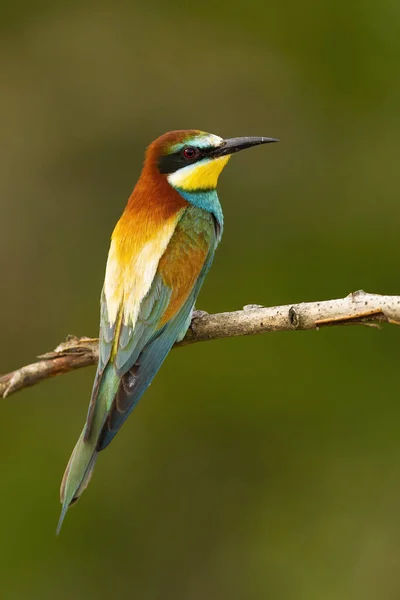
[183,147,199,160]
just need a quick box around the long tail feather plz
[56,365,119,533]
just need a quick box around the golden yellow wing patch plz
[104,212,183,326]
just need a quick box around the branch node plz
[192,310,209,319]
[3,371,24,398]
[349,289,366,299]
[243,304,264,311]
[288,306,300,329]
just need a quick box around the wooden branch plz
[1,290,399,399]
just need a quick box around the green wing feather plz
[100,207,218,447]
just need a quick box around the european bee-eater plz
[57,129,278,533]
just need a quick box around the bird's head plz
[145,130,279,193]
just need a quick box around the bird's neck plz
[124,166,188,220]
[121,163,224,239]
[173,188,224,233]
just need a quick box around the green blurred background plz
[1,1,400,598]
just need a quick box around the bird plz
[57,129,278,533]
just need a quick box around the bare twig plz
[1,290,399,399]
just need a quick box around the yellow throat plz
[167,155,231,191]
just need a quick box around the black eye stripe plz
[158,145,216,174]
[158,149,202,174]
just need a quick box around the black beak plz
[211,136,279,158]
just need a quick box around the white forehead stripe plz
[169,133,224,153]
[192,134,224,148]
